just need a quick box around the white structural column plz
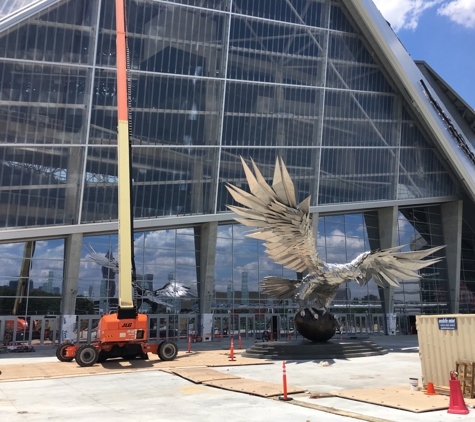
[61,233,83,315]
[441,201,462,313]
[196,222,218,315]
[378,207,398,315]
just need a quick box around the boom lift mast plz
[56,0,178,366]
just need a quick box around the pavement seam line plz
[272,396,395,422]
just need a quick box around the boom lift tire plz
[56,343,74,362]
[158,340,178,361]
[75,344,99,367]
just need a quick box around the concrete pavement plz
[0,335,473,421]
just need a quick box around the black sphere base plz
[294,308,339,342]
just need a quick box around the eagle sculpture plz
[226,157,444,320]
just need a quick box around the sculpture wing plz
[260,276,301,300]
[226,157,324,274]
[355,245,445,287]
[85,244,119,272]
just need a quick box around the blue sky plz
[373,0,475,109]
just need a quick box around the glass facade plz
[395,206,449,314]
[81,228,199,314]
[0,239,65,316]
[0,0,458,229]
[0,0,471,325]
[460,219,475,313]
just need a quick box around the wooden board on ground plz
[203,378,306,397]
[0,350,270,383]
[333,385,453,413]
[171,368,241,383]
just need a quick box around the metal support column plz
[195,222,218,317]
[61,233,83,315]
[441,201,462,313]
[378,207,398,328]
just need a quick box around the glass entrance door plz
[238,315,255,338]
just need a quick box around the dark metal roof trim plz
[420,79,475,167]
[415,61,475,131]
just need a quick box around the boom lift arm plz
[115,0,136,320]
[55,0,178,366]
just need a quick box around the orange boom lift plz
[56,0,178,366]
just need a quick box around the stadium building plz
[1,0,475,343]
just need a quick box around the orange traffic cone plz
[447,379,469,415]
[425,382,438,395]
[229,338,236,362]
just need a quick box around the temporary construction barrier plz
[417,314,475,389]
[447,379,469,414]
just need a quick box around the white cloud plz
[372,0,442,31]
[373,0,475,30]
[437,0,475,28]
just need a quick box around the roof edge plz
[415,60,475,114]
[345,0,475,203]
[0,0,60,33]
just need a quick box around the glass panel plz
[329,4,355,33]
[0,239,65,316]
[328,31,373,63]
[0,145,83,228]
[460,218,475,313]
[398,161,456,200]
[228,14,326,84]
[0,62,89,143]
[217,225,233,238]
[319,148,396,204]
[81,146,217,222]
[324,91,395,122]
[326,63,394,93]
[0,0,95,64]
[322,119,397,147]
[217,148,314,212]
[176,233,198,251]
[98,0,228,76]
[395,207,449,314]
[82,229,197,315]
[156,0,229,10]
[401,117,432,147]
[214,222,296,312]
[223,82,322,146]
[233,238,258,255]
[90,71,223,147]
[232,0,328,28]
